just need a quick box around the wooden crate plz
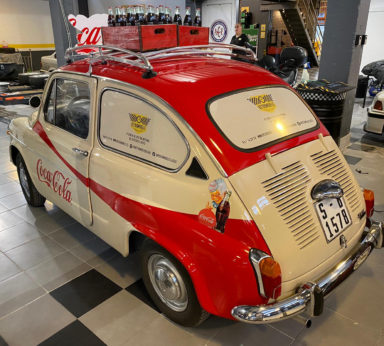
[102,25,178,52]
[178,26,209,46]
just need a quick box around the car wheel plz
[16,154,46,207]
[141,239,209,327]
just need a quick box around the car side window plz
[43,78,90,139]
[44,80,56,124]
[99,89,189,171]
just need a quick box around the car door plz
[35,73,96,226]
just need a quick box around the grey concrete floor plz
[0,98,383,345]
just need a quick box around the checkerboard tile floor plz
[1,101,384,345]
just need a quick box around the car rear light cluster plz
[250,249,282,300]
[364,189,375,218]
[373,100,383,111]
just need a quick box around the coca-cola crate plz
[101,25,178,52]
[178,26,209,46]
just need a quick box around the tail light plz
[250,249,282,300]
[364,189,375,218]
[373,100,383,111]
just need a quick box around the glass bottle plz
[119,6,127,26]
[215,191,231,233]
[194,8,201,27]
[158,5,165,24]
[108,7,115,27]
[114,7,121,26]
[147,5,154,24]
[173,6,182,25]
[129,6,136,26]
[183,6,192,26]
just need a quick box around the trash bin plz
[355,75,369,98]
[296,80,354,144]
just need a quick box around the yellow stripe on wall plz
[4,44,55,49]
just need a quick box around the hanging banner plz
[202,2,234,44]
[68,14,108,52]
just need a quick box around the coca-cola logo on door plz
[68,14,108,51]
[36,159,72,203]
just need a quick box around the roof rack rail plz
[65,45,155,77]
[144,44,258,62]
[64,43,257,77]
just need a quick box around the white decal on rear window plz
[209,86,317,150]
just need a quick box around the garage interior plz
[1,0,384,345]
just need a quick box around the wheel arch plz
[128,225,220,315]
[9,145,20,165]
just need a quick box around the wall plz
[239,0,270,59]
[360,0,384,71]
[0,0,55,71]
[88,0,185,17]
[0,0,54,50]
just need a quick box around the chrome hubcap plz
[19,165,30,199]
[148,254,188,312]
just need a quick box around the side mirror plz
[29,95,41,108]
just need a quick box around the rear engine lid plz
[229,136,366,283]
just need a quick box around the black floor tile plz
[50,269,122,317]
[38,320,106,346]
[126,279,161,313]
[344,154,362,165]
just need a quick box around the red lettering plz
[36,159,72,203]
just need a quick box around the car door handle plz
[72,147,88,157]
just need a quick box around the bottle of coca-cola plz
[155,7,160,24]
[194,8,201,26]
[119,6,127,26]
[164,7,172,24]
[173,6,182,25]
[114,7,121,26]
[128,6,136,26]
[183,6,192,26]
[108,7,115,27]
[139,5,147,24]
[146,5,155,24]
[215,191,231,233]
[158,5,165,24]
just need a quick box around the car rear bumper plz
[231,221,384,324]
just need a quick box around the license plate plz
[314,198,351,242]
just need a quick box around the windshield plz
[207,86,318,152]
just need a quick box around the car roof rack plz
[144,44,257,62]
[64,43,257,78]
[65,45,157,78]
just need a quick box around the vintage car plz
[364,90,384,135]
[40,51,57,73]
[7,44,384,328]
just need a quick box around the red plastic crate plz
[178,26,209,46]
[101,25,178,52]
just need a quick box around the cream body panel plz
[33,72,97,226]
[88,77,248,256]
[229,135,366,291]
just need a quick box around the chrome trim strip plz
[249,249,271,299]
[231,221,384,324]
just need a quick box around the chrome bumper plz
[231,221,384,324]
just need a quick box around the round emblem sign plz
[211,20,228,42]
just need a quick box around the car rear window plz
[207,86,318,151]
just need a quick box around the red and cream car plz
[7,44,384,327]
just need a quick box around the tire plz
[141,239,209,327]
[16,154,46,207]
